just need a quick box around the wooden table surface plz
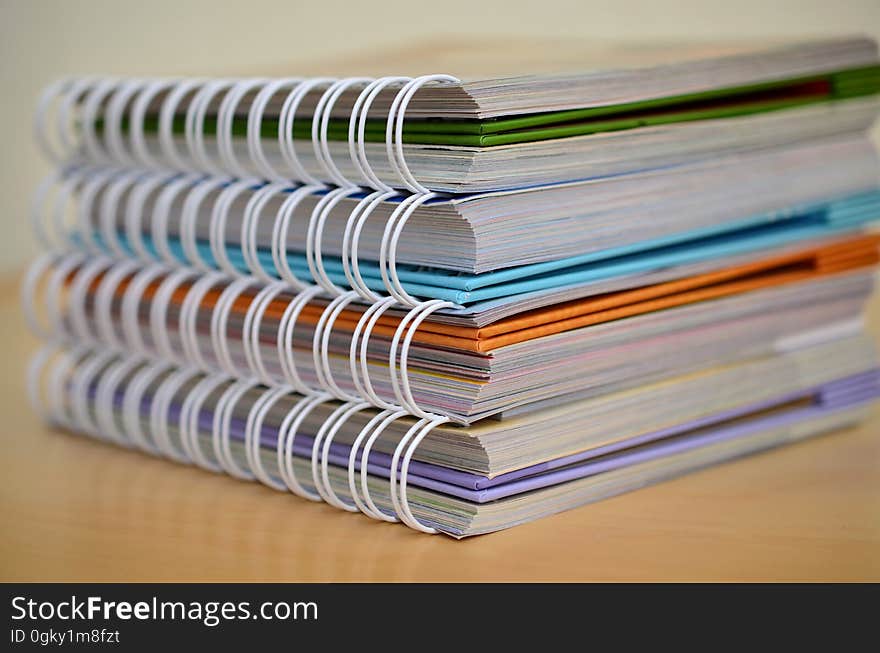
[1,274,878,582]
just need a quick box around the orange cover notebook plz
[82,233,880,354]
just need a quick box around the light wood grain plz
[1,273,878,582]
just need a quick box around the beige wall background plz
[2,0,879,274]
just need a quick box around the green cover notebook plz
[111,65,880,146]
[43,36,880,191]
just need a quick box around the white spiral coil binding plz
[27,72,471,534]
[24,230,453,532]
[244,385,295,491]
[30,338,453,533]
[179,373,230,472]
[37,73,461,188]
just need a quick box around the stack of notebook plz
[23,36,880,536]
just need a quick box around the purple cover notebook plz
[121,369,880,504]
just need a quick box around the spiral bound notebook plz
[35,134,880,275]
[37,37,880,192]
[24,35,880,536]
[29,342,880,537]
[25,234,880,421]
